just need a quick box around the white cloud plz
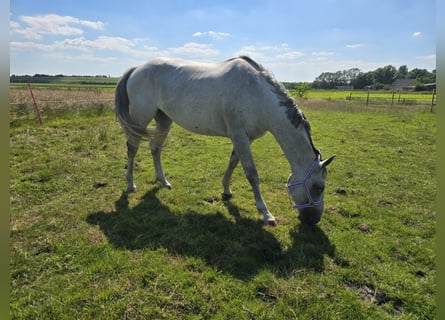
[10,41,54,51]
[56,36,135,52]
[11,36,137,53]
[10,20,20,29]
[192,30,231,39]
[235,43,304,62]
[168,42,219,57]
[10,14,105,40]
[235,45,269,61]
[276,51,304,60]
[46,52,118,63]
[312,51,335,57]
[309,51,336,62]
[416,54,436,61]
[413,31,422,37]
[346,43,364,48]
[12,32,218,62]
[77,19,105,30]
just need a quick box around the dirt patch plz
[346,282,403,313]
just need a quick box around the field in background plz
[10,76,119,91]
[10,75,436,107]
[288,89,436,109]
[10,86,436,319]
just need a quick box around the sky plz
[10,0,436,82]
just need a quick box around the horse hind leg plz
[126,136,141,193]
[150,110,173,188]
[221,148,239,200]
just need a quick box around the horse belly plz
[160,102,228,137]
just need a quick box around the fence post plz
[431,89,436,112]
[391,91,395,106]
[366,91,370,105]
[27,82,43,126]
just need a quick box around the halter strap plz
[286,154,323,209]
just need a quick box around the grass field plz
[10,87,436,319]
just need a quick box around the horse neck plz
[268,109,316,177]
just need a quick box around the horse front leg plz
[231,134,277,225]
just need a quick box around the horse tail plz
[115,67,158,142]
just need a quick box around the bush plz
[294,82,311,98]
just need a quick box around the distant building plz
[423,83,436,90]
[391,79,415,91]
[336,85,354,91]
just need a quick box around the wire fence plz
[11,86,437,125]
[343,90,436,111]
[10,86,116,123]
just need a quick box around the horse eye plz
[315,185,325,193]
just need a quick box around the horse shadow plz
[86,187,342,280]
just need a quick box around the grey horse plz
[115,56,334,225]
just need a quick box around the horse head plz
[286,154,335,225]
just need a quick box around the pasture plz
[10,87,436,319]
[288,89,436,109]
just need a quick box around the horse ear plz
[320,155,335,168]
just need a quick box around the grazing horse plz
[115,56,334,225]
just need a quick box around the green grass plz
[10,98,436,319]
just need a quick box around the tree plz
[408,68,435,84]
[311,65,435,89]
[313,72,336,89]
[373,65,397,85]
[343,68,361,84]
[396,65,408,79]
[313,68,362,89]
[351,71,373,89]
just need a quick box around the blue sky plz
[10,0,436,81]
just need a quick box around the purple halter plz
[286,154,323,209]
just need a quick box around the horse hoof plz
[126,184,137,193]
[221,193,233,201]
[263,217,277,226]
[163,182,172,189]
[157,177,172,189]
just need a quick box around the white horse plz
[115,56,334,225]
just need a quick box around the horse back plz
[127,57,274,138]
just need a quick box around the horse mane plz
[228,56,318,153]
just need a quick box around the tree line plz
[10,74,112,84]
[11,66,436,91]
[284,65,436,91]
